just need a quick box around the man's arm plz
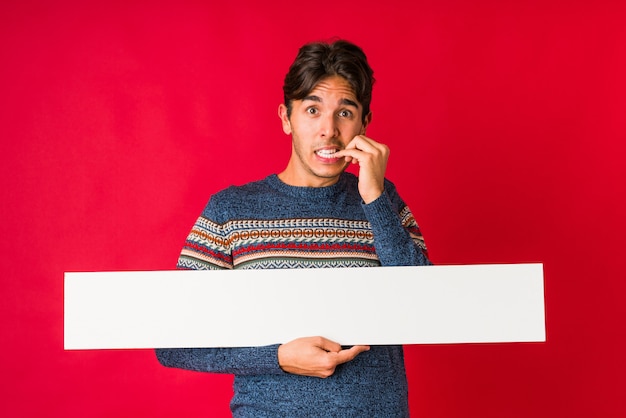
[337,135,431,266]
[155,345,284,375]
[364,186,430,266]
[156,208,288,376]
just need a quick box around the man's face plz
[278,75,371,187]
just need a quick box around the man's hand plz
[277,336,370,378]
[335,135,390,204]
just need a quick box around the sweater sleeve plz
[175,201,233,270]
[362,181,431,267]
[154,196,285,376]
[155,345,284,375]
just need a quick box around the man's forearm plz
[155,345,284,376]
[363,191,430,266]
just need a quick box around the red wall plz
[2,1,625,416]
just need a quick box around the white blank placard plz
[64,263,545,349]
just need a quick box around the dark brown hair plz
[283,40,375,122]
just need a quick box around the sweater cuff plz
[248,344,284,375]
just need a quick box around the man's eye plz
[306,107,318,115]
[339,110,353,118]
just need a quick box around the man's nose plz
[320,114,339,138]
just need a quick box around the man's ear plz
[278,104,292,135]
[361,112,372,134]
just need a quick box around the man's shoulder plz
[201,175,278,222]
[212,175,275,201]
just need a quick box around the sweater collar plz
[266,172,353,199]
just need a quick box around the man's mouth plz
[315,148,340,159]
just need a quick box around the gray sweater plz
[156,172,430,417]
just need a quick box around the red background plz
[2,1,625,416]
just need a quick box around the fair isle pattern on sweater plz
[177,213,427,270]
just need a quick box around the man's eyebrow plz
[302,95,359,108]
[302,95,322,103]
[340,98,359,108]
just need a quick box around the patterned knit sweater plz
[155,172,430,417]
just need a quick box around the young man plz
[156,39,430,417]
